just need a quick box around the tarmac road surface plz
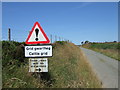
[80,47,119,88]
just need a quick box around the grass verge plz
[48,41,102,88]
[82,42,119,61]
[2,41,102,88]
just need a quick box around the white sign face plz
[28,24,47,42]
[25,45,52,57]
[29,58,48,72]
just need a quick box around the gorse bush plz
[14,44,25,62]
[2,41,16,67]
[2,41,26,67]
[2,41,45,88]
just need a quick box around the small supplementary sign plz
[25,22,50,44]
[29,58,48,72]
[25,45,52,57]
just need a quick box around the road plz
[80,47,119,88]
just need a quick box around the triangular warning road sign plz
[25,22,50,44]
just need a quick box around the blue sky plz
[2,2,118,45]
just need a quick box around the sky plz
[2,2,118,45]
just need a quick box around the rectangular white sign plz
[25,45,52,57]
[29,58,48,72]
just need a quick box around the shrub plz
[14,44,25,63]
[55,41,67,45]
[2,41,26,67]
[2,41,16,67]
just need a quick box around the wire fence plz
[49,34,72,44]
[4,28,72,43]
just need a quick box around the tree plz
[85,40,89,44]
[81,41,84,45]
[113,41,117,43]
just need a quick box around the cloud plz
[72,2,93,10]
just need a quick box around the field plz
[2,41,102,88]
[82,42,119,61]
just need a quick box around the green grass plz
[89,43,119,49]
[3,65,46,88]
[82,42,119,61]
[2,41,45,88]
[2,41,102,88]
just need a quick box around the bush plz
[14,44,25,62]
[2,41,26,67]
[55,41,67,45]
[2,41,16,67]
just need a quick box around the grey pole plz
[50,34,52,43]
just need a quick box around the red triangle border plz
[25,22,50,44]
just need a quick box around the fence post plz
[55,35,57,42]
[8,28,11,41]
[50,34,52,43]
